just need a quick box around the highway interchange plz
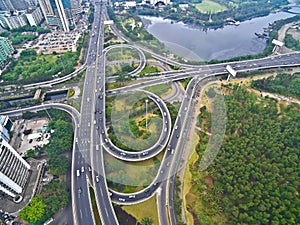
[2,0,300,224]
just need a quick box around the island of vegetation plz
[182,76,299,225]
[113,0,290,28]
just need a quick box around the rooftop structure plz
[272,39,284,47]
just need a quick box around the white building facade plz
[0,138,31,198]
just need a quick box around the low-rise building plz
[0,12,28,29]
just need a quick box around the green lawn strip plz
[121,195,159,225]
[89,187,102,225]
[106,47,139,62]
[182,131,200,225]
[138,65,163,76]
[106,79,148,90]
[144,83,172,98]
[194,0,227,13]
[67,88,75,98]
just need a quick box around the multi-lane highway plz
[72,0,120,225]
[2,2,300,224]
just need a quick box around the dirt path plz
[277,21,299,53]
[249,88,300,105]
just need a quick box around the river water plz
[140,7,298,61]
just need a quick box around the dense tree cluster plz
[1,49,79,84]
[10,25,50,34]
[189,86,300,224]
[285,33,300,51]
[0,25,50,46]
[19,195,45,223]
[20,180,69,224]
[48,156,69,176]
[37,180,69,225]
[43,119,73,156]
[252,73,300,99]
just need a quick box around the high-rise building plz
[54,0,69,31]
[25,7,44,26]
[0,37,14,68]
[38,0,73,31]
[38,0,54,24]
[0,116,13,142]
[0,137,31,199]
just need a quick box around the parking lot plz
[22,30,82,54]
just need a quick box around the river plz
[140,7,298,61]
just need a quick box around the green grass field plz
[122,195,159,225]
[144,83,172,98]
[194,0,227,13]
[89,187,102,225]
[104,151,163,193]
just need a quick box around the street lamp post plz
[145,99,148,132]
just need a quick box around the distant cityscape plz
[0,0,83,32]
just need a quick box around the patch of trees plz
[285,33,300,50]
[88,4,95,25]
[1,49,79,85]
[141,217,154,225]
[19,109,72,224]
[48,156,69,175]
[19,195,45,223]
[166,102,179,127]
[36,180,69,225]
[252,73,300,98]
[20,180,69,224]
[11,25,50,34]
[1,25,50,46]
[190,86,300,224]
[43,119,73,156]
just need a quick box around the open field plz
[194,0,227,13]
[144,83,172,98]
[122,195,159,225]
[105,150,164,193]
[106,79,149,90]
